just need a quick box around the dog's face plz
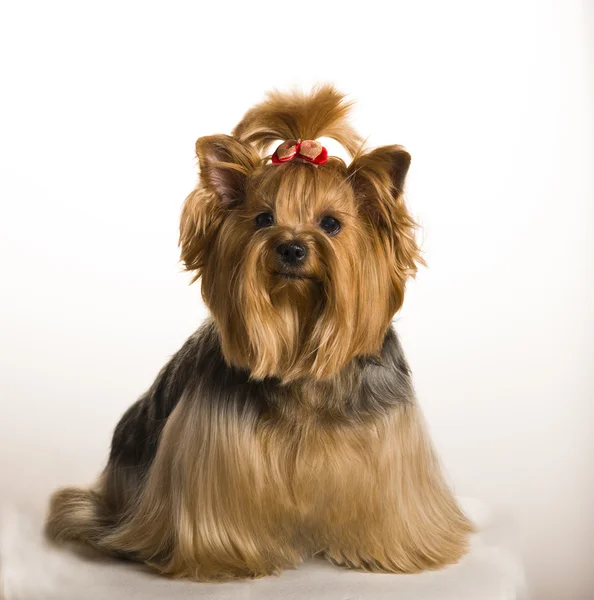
[180,135,420,382]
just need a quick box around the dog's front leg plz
[101,391,304,581]
[319,403,474,573]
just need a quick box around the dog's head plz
[180,86,421,382]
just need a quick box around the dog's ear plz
[348,145,422,300]
[348,145,411,223]
[180,135,259,279]
[195,134,260,205]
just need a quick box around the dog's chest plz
[254,404,386,515]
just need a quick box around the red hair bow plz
[271,139,328,165]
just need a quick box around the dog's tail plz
[233,84,363,157]
[45,486,108,547]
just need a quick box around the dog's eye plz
[255,212,274,228]
[319,215,341,236]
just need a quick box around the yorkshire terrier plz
[46,85,473,580]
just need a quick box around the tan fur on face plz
[201,160,402,381]
[180,86,423,382]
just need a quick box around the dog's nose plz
[277,241,308,266]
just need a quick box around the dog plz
[46,85,473,580]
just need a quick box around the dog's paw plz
[321,541,469,574]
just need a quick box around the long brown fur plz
[46,84,473,581]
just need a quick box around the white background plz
[1,1,592,598]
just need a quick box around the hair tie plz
[271,139,328,165]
